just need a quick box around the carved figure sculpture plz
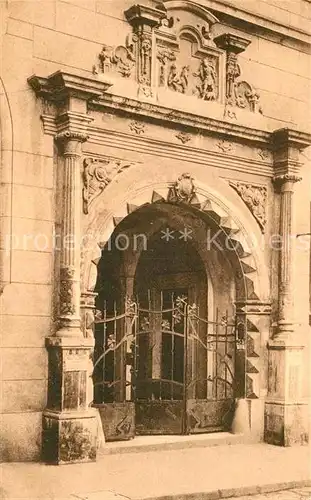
[195,57,217,101]
[168,64,189,93]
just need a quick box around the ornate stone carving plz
[125,4,166,88]
[224,107,237,120]
[173,173,196,203]
[56,130,88,146]
[157,48,176,86]
[217,140,233,153]
[129,120,145,135]
[258,148,269,160]
[215,33,262,113]
[60,266,76,316]
[167,63,189,93]
[230,181,267,232]
[94,38,136,78]
[273,174,302,186]
[176,131,191,144]
[137,32,152,85]
[82,158,132,214]
[194,57,217,101]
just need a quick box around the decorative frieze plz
[91,4,262,115]
[82,157,133,214]
[229,181,267,233]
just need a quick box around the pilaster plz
[27,73,109,464]
[265,128,311,447]
[42,119,98,463]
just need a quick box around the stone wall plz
[0,0,310,461]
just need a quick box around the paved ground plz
[0,443,310,500]
[236,488,311,500]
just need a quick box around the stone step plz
[99,431,248,455]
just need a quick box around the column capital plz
[273,173,302,192]
[28,70,112,105]
[272,127,311,179]
[125,3,166,29]
[214,33,251,54]
[55,130,89,144]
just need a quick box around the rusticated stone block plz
[42,412,97,464]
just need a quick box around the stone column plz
[42,130,97,464]
[265,129,310,447]
[274,174,301,338]
[56,131,86,337]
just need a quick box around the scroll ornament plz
[82,158,133,214]
[230,181,267,232]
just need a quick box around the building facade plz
[0,0,311,463]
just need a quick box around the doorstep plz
[99,431,249,455]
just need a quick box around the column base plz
[264,401,309,447]
[42,409,98,464]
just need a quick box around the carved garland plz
[229,181,267,233]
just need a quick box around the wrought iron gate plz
[93,295,236,440]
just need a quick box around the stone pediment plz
[92,1,260,115]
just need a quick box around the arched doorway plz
[92,201,237,439]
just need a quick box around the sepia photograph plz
[0,0,310,499]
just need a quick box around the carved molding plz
[230,181,267,232]
[82,158,133,214]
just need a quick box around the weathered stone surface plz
[42,413,97,464]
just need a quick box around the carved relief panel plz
[92,2,261,114]
[155,33,224,102]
